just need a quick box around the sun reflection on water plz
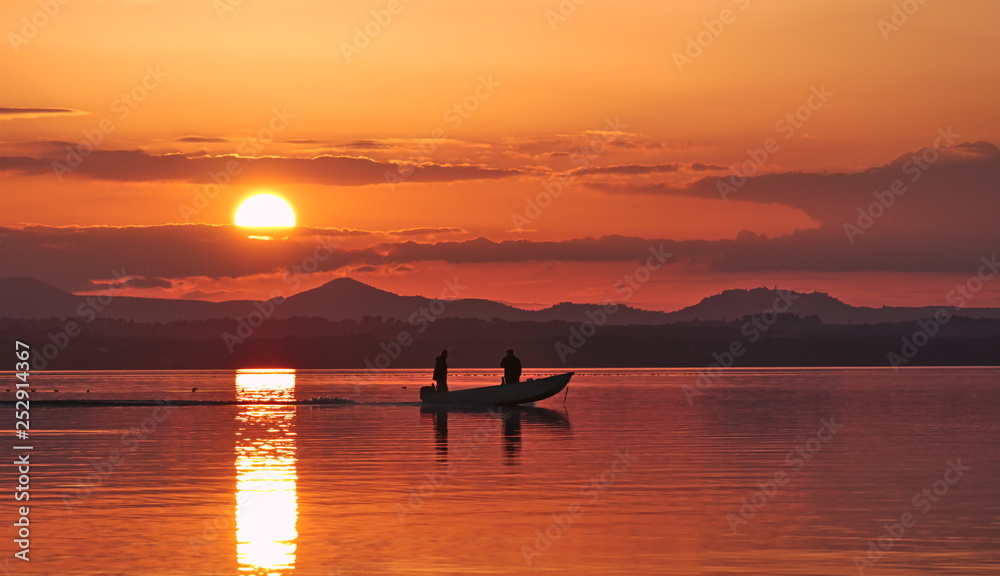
[235,369,298,575]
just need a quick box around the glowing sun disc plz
[235,194,296,227]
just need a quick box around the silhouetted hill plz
[106,297,261,322]
[531,302,672,324]
[277,278,537,322]
[439,298,537,322]
[0,277,262,322]
[2,276,999,325]
[0,277,80,318]
[665,288,851,322]
[665,287,1000,324]
[278,277,429,320]
[273,281,690,324]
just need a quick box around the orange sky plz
[2,0,999,310]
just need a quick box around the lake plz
[4,368,999,575]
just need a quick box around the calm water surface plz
[3,368,999,575]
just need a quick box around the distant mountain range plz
[2,276,999,325]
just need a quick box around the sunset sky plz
[2,0,999,311]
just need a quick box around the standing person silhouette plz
[501,349,521,385]
[433,350,448,392]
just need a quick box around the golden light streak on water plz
[234,369,298,575]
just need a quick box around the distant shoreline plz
[4,314,998,371]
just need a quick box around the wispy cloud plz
[0,107,86,121]
[0,146,523,186]
[569,162,724,176]
[175,136,229,143]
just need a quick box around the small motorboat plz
[419,372,573,406]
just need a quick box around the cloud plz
[570,163,683,176]
[0,225,377,291]
[608,139,703,151]
[175,136,229,143]
[0,146,523,186]
[385,227,466,237]
[4,138,998,292]
[181,289,239,300]
[568,162,725,176]
[684,142,999,223]
[336,139,395,150]
[690,162,726,171]
[587,141,1000,247]
[0,107,85,120]
[88,276,174,290]
[1,222,996,294]
[0,225,681,291]
[380,235,675,264]
[0,225,673,291]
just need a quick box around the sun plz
[235,194,296,227]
